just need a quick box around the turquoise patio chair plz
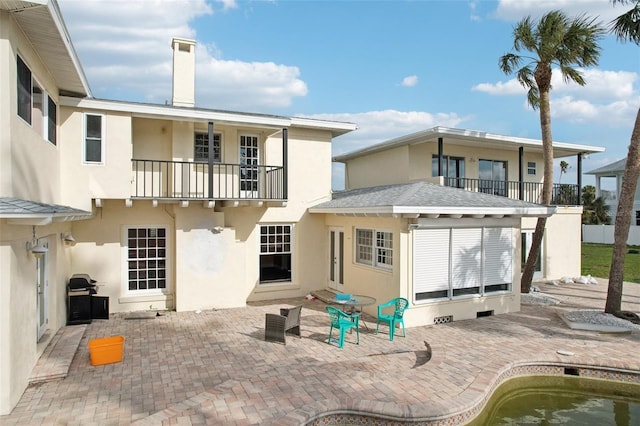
[325,306,359,349]
[376,297,409,341]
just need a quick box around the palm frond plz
[610,3,640,44]
[498,53,521,74]
[559,66,585,86]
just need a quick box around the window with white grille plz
[356,228,392,269]
[127,227,167,292]
[259,224,292,283]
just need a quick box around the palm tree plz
[605,0,640,315]
[559,160,569,184]
[499,10,605,293]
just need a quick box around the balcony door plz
[479,159,507,196]
[239,135,259,198]
[328,228,344,292]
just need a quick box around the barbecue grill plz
[67,273,109,325]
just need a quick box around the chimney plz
[171,37,196,107]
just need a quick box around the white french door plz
[329,228,344,292]
[239,135,259,198]
[36,246,48,341]
[521,230,543,280]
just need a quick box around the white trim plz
[257,223,294,286]
[121,225,171,297]
[310,205,556,217]
[334,126,605,162]
[59,97,357,136]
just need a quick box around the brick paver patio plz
[2,279,639,425]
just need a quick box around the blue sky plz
[58,0,639,190]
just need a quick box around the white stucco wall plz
[0,221,74,415]
[522,207,583,280]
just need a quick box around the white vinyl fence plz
[582,225,640,245]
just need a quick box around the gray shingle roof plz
[0,198,91,218]
[309,182,555,217]
[585,158,626,175]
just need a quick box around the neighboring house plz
[583,157,640,245]
[310,128,605,327]
[0,1,356,414]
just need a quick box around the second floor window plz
[527,162,536,175]
[194,132,221,162]
[17,55,57,144]
[84,114,104,164]
[17,56,32,124]
[432,155,465,179]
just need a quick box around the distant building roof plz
[585,158,627,175]
[309,181,556,218]
[334,126,605,162]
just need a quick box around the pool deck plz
[2,278,640,425]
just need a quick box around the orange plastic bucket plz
[88,336,124,366]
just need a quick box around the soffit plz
[3,0,90,97]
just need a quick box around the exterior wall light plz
[27,226,48,257]
[61,232,76,244]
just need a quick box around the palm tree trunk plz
[522,86,554,293]
[605,107,640,314]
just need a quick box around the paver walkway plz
[2,279,639,425]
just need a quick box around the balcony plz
[443,177,580,206]
[131,159,286,201]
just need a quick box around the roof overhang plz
[60,97,358,137]
[3,0,91,97]
[334,126,605,162]
[309,205,556,218]
[0,198,92,225]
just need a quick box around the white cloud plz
[400,75,419,87]
[473,68,639,127]
[196,55,308,109]
[494,0,621,23]
[301,110,469,155]
[472,79,525,95]
[216,0,238,10]
[59,0,308,110]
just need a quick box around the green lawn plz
[582,243,640,283]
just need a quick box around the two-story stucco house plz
[310,128,604,328]
[583,157,640,245]
[0,0,608,416]
[0,0,356,414]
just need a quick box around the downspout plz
[208,121,214,199]
[282,128,288,200]
[519,147,524,201]
[577,153,583,206]
[437,137,443,177]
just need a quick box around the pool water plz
[468,375,640,425]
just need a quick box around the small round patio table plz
[331,294,377,330]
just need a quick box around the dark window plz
[17,56,32,123]
[85,114,102,163]
[194,132,221,162]
[47,96,57,145]
[259,224,292,283]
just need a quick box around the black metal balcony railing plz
[131,159,285,200]
[443,177,580,206]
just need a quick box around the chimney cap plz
[171,37,196,47]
